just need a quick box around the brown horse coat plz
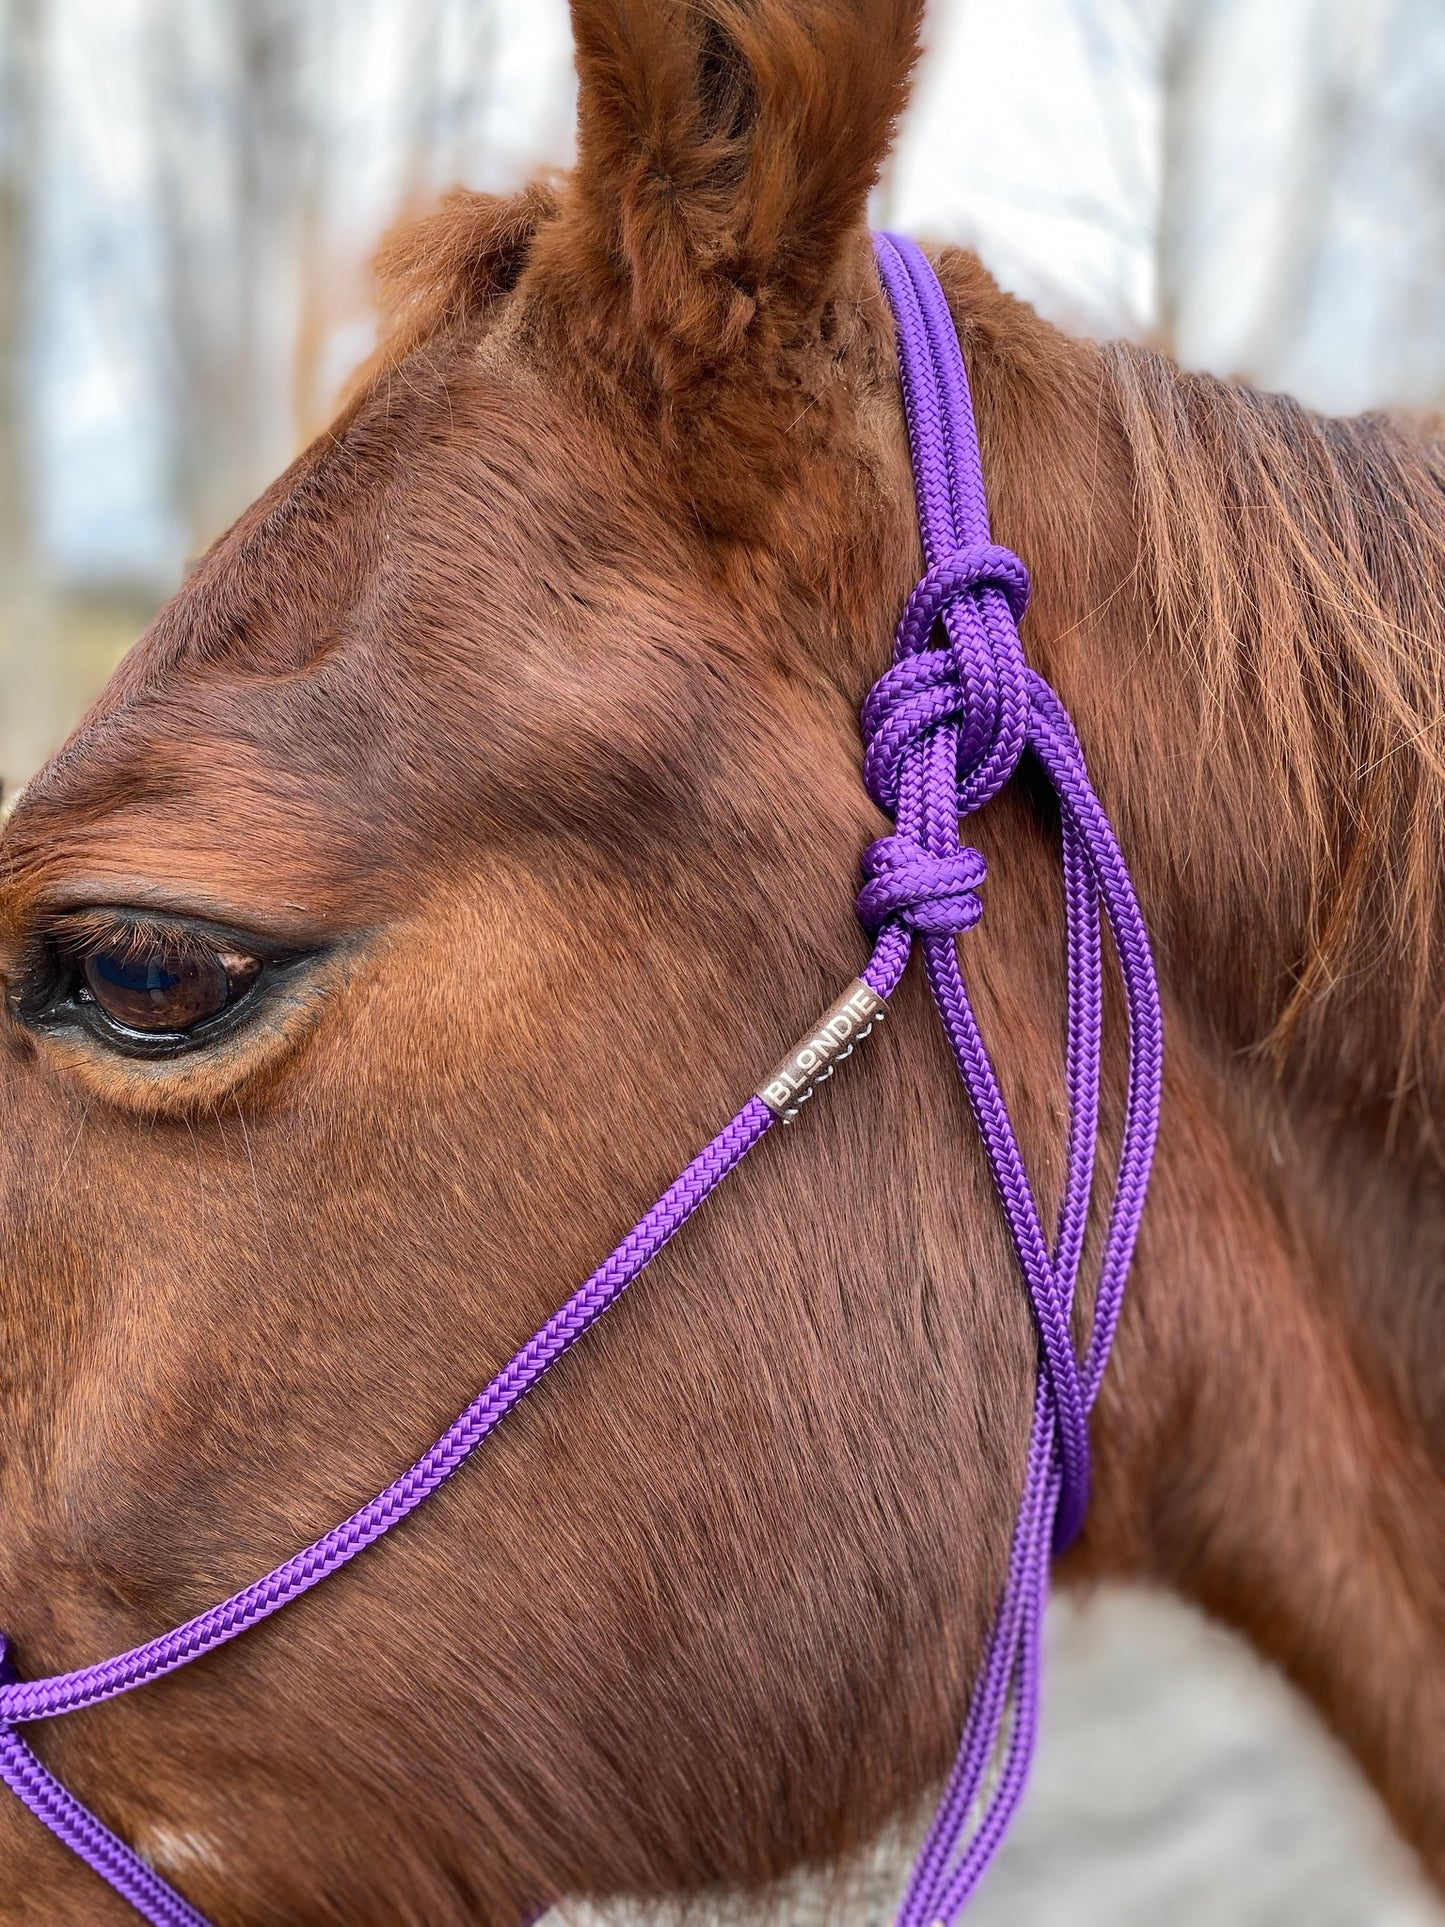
[0,2,1441,1920]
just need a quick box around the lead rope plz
[863,230,1163,1922]
[0,233,1162,1927]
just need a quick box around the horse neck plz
[927,260,1445,1878]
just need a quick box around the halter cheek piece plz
[0,235,1163,1927]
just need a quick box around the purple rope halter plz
[0,232,1163,1926]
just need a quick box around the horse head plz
[2,1,1441,1920]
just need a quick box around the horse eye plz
[80,934,262,1034]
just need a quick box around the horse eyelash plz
[48,913,208,966]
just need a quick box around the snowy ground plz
[545,1586,1443,1927]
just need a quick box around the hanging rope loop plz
[866,230,1162,1927]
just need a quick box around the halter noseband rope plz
[0,233,1163,1927]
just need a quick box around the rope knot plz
[900,542,1030,644]
[856,835,986,937]
[861,541,1032,823]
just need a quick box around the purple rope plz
[0,1104,774,1920]
[0,232,1162,1927]
[864,231,1163,1924]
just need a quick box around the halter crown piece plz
[0,235,1163,1926]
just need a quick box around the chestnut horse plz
[1,1,1442,1920]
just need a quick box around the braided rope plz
[0,1105,774,1920]
[866,232,1163,1926]
[0,1677,210,1927]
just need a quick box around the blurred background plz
[1,1,1442,1921]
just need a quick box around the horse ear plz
[561,0,922,395]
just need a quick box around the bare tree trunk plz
[0,0,40,583]
[1231,2,1360,389]
[144,0,329,562]
[1151,0,1212,357]
[231,1,326,491]
[0,0,54,805]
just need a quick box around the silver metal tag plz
[756,979,887,1121]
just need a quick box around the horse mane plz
[1103,342,1445,1122]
